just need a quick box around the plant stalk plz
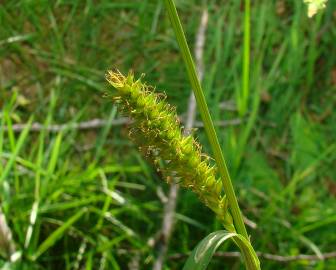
[241,0,250,116]
[163,0,248,240]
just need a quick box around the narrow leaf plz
[32,208,86,260]
[0,117,33,185]
[183,230,260,270]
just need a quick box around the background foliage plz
[0,0,335,269]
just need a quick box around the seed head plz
[106,70,234,231]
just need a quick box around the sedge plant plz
[106,70,259,269]
[105,0,262,269]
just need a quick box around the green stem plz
[241,0,250,116]
[163,0,248,240]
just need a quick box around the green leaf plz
[0,116,33,185]
[32,208,86,260]
[183,230,260,270]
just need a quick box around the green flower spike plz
[106,70,235,232]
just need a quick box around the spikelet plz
[105,70,235,231]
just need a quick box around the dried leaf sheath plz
[105,70,234,231]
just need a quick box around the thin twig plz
[243,215,257,229]
[4,117,241,133]
[152,9,208,270]
[6,118,129,132]
[168,251,336,263]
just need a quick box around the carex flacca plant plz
[105,0,262,269]
[105,70,259,269]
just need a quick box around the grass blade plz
[239,0,251,116]
[183,230,260,270]
[0,117,33,185]
[32,208,86,260]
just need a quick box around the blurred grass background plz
[0,0,336,269]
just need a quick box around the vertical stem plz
[241,0,251,116]
[163,0,248,239]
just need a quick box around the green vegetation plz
[1,1,335,269]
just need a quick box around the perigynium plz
[105,70,235,232]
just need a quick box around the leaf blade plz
[183,230,260,270]
[32,208,86,260]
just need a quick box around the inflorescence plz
[105,70,234,231]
